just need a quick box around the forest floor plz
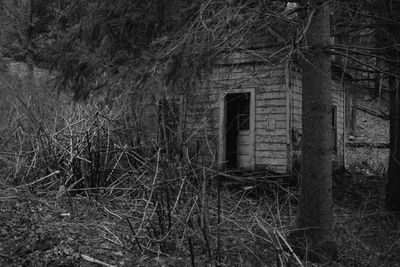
[1,96,399,267]
[1,170,400,267]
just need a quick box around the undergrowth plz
[1,69,400,266]
[0,71,303,266]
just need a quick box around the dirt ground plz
[0,185,278,267]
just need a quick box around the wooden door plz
[237,129,251,168]
[236,96,250,168]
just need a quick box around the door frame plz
[218,88,256,171]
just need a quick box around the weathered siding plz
[141,50,345,174]
[253,66,288,173]
[181,62,289,172]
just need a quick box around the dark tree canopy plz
[2,0,300,99]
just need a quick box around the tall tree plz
[359,0,400,210]
[381,0,400,210]
[386,75,400,209]
[296,0,336,261]
[25,0,34,78]
[330,0,400,210]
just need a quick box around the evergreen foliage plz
[2,0,299,99]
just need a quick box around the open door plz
[220,91,255,170]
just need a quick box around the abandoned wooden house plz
[141,45,345,174]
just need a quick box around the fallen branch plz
[346,141,389,149]
[80,254,116,267]
[203,166,291,182]
[14,170,60,189]
[357,104,389,120]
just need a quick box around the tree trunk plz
[382,0,400,211]
[386,75,400,210]
[25,0,34,80]
[296,0,336,261]
[350,87,357,135]
[372,70,381,99]
[345,87,353,135]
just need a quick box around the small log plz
[80,254,116,267]
[346,141,389,149]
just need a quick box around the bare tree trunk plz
[350,87,357,135]
[386,75,400,210]
[345,87,353,136]
[295,0,336,261]
[380,0,400,211]
[25,0,34,79]
[372,70,381,99]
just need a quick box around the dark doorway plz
[225,93,251,169]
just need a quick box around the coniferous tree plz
[296,0,337,261]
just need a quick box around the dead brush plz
[0,73,308,266]
[121,160,304,266]
[0,80,63,187]
[0,76,141,198]
[0,95,306,266]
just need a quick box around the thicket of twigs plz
[1,0,399,265]
[0,70,306,266]
[2,66,400,267]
